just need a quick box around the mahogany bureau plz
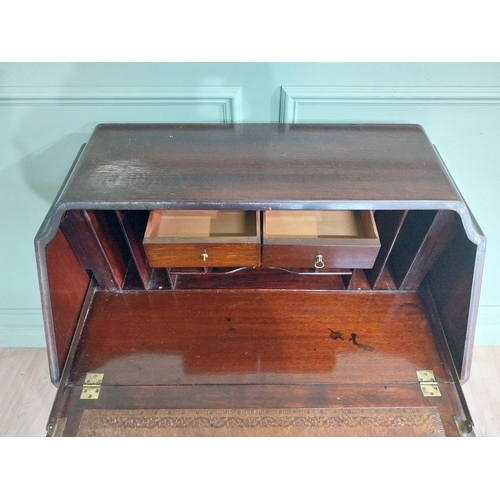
[35,123,485,437]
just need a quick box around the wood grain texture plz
[389,210,438,287]
[62,124,462,205]
[426,220,478,380]
[262,242,380,269]
[49,382,466,437]
[115,210,153,289]
[31,124,486,437]
[2,347,498,437]
[0,349,56,437]
[60,210,128,290]
[462,345,500,437]
[144,242,261,268]
[67,290,450,386]
[345,269,372,290]
[43,287,475,437]
[44,228,90,375]
[34,124,485,411]
[367,210,407,289]
[399,210,457,291]
[169,266,349,291]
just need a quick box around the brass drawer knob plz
[200,252,209,262]
[314,254,325,269]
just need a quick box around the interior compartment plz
[57,208,460,294]
[142,210,261,268]
[144,210,259,241]
[262,210,381,269]
[46,207,477,383]
[263,210,377,240]
[166,266,358,291]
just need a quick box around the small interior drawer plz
[143,210,261,268]
[262,210,380,269]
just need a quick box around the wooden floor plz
[0,348,57,437]
[0,346,499,437]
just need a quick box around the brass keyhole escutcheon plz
[314,254,325,269]
[201,253,209,262]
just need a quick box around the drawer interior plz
[263,210,378,242]
[144,210,259,242]
[57,208,461,294]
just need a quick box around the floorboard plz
[462,345,500,437]
[0,348,56,437]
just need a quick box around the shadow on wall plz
[0,130,93,318]
[17,132,90,205]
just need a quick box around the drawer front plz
[144,242,261,268]
[262,243,380,269]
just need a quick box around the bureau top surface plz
[61,123,461,207]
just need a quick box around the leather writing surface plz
[77,407,446,437]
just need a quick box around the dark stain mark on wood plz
[328,328,344,341]
[328,328,374,352]
[349,333,374,352]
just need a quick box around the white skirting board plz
[0,309,45,347]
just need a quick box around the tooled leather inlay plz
[77,407,446,437]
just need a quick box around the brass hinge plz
[416,370,442,397]
[52,417,67,437]
[80,372,104,400]
[47,417,67,437]
[454,415,474,436]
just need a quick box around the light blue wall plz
[1,62,499,346]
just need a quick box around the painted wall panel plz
[0,63,498,345]
[0,84,241,346]
[278,83,500,344]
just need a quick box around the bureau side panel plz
[44,228,90,379]
[425,216,478,380]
